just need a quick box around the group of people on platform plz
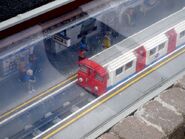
[123,0,175,27]
[77,0,164,61]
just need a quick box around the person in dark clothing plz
[78,50,86,61]
[29,54,37,74]
[79,36,88,51]
[125,8,136,26]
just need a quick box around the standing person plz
[26,69,36,93]
[140,0,160,16]
[102,32,111,49]
[79,36,88,51]
[125,8,136,26]
[18,59,27,82]
[78,50,86,61]
[29,54,37,74]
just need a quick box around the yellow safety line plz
[43,48,185,139]
[0,74,77,121]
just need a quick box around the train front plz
[77,59,108,96]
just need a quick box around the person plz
[18,57,36,92]
[102,32,111,49]
[140,0,160,16]
[79,36,88,51]
[125,8,136,26]
[78,49,86,61]
[29,54,37,74]
[26,69,36,93]
[18,59,27,82]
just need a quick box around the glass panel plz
[1,1,185,138]
[95,73,103,82]
[80,65,88,74]
[158,43,165,51]
[125,61,133,70]
[180,30,185,38]
[116,67,123,76]
[150,47,157,56]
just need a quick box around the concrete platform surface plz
[99,75,185,139]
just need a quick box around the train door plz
[134,46,146,72]
[166,29,177,53]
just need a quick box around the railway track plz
[10,88,95,139]
[0,81,95,139]
[0,74,77,124]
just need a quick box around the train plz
[77,8,185,96]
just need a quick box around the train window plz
[158,43,165,51]
[125,61,133,71]
[95,74,103,82]
[150,47,157,56]
[89,68,94,75]
[79,65,88,74]
[180,30,185,38]
[116,67,123,76]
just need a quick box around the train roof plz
[91,8,185,66]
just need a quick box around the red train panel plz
[166,29,177,53]
[77,59,108,96]
[134,46,146,72]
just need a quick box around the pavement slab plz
[157,87,185,118]
[98,132,120,139]
[111,116,165,139]
[135,100,184,139]
[175,75,185,89]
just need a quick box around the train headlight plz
[94,86,98,91]
[79,77,83,82]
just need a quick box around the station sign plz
[53,33,71,47]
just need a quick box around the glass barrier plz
[0,0,185,138]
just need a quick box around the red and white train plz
[77,8,185,96]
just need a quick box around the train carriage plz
[106,51,137,87]
[143,33,168,65]
[165,29,177,54]
[77,8,185,96]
